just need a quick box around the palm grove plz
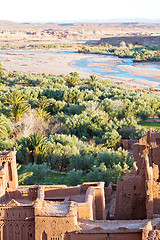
[0,65,159,186]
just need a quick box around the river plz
[0,49,160,88]
[71,53,160,87]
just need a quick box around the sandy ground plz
[120,64,160,79]
[0,51,94,78]
[0,50,159,89]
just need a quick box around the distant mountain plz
[0,19,160,29]
[98,18,160,23]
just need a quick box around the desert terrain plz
[0,20,160,89]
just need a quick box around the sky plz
[0,0,160,23]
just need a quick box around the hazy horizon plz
[0,0,160,23]
[1,18,160,24]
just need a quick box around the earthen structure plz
[1,130,160,239]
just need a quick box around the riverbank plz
[0,50,93,78]
[0,49,159,90]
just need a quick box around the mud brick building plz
[1,130,160,239]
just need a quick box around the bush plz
[20,163,52,185]
[138,110,151,121]
[67,169,83,186]
[102,129,121,147]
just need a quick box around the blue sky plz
[0,0,160,22]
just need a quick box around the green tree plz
[89,75,98,83]
[67,169,83,186]
[37,96,50,110]
[0,119,7,135]
[17,137,31,163]
[19,163,52,185]
[102,129,121,148]
[6,91,30,122]
[138,110,151,121]
[29,133,47,164]
[17,164,33,184]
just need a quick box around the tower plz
[0,148,18,197]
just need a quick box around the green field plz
[138,121,160,130]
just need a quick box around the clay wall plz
[115,175,146,220]
[35,215,78,240]
[77,188,95,220]
[44,186,81,200]
[69,232,142,240]
[81,182,99,193]
[105,186,112,203]
[0,206,35,240]
[120,139,136,151]
[0,219,35,240]
[0,206,34,220]
[133,144,148,171]
[0,150,18,190]
[0,170,7,199]
[150,132,160,143]
[152,182,160,215]
[77,183,105,220]
[6,189,21,200]
[6,186,38,202]
[94,187,106,220]
[149,146,160,166]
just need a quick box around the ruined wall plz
[114,130,160,220]
[115,175,146,220]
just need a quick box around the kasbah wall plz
[1,129,160,239]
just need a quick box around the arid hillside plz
[0,21,160,48]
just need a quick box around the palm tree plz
[89,75,98,83]
[19,137,31,164]
[29,133,47,164]
[38,96,50,110]
[17,164,33,184]
[36,108,51,121]
[0,119,7,136]
[6,91,30,122]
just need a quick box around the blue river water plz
[2,49,160,88]
[71,53,160,87]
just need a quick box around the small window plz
[134,186,136,190]
[30,233,32,237]
[156,138,160,145]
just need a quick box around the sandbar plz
[0,50,159,89]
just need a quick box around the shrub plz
[138,110,151,121]
[20,163,52,185]
[67,169,83,186]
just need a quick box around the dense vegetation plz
[1,64,160,186]
[79,42,160,62]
